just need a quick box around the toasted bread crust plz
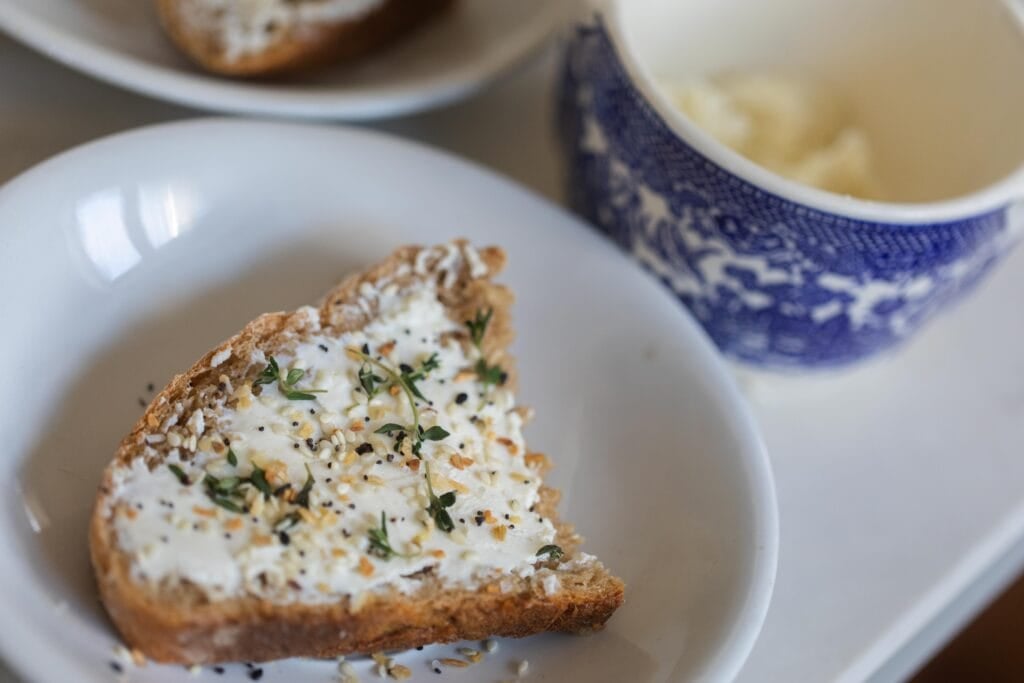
[156,0,456,77]
[90,243,624,664]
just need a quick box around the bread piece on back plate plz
[157,0,455,77]
[90,241,624,664]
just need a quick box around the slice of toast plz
[90,241,624,664]
[156,0,455,77]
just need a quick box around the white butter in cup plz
[661,75,882,200]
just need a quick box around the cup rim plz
[600,0,1024,225]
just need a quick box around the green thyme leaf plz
[536,544,564,561]
[424,463,456,533]
[358,365,385,398]
[167,463,190,485]
[375,423,406,435]
[226,448,238,467]
[475,358,507,390]
[420,425,450,442]
[282,388,324,401]
[253,357,280,386]
[249,465,273,500]
[367,511,408,560]
[285,368,305,386]
[466,308,493,349]
[294,465,314,508]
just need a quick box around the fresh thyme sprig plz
[167,463,190,485]
[253,356,325,400]
[202,472,247,513]
[367,511,412,560]
[536,544,564,561]
[424,462,456,533]
[348,346,449,456]
[466,308,493,349]
[465,308,507,391]
[358,364,385,399]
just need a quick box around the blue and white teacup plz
[559,0,1024,368]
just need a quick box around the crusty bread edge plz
[89,242,624,664]
[156,0,456,77]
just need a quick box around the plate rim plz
[0,118,779,682]
[0,1,567,120]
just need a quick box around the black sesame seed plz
[455,392,468,404]
[214,666,225,674]
[404,329,411,335]
[258,426,265,432]
[292,421,299,427]
[305,438,315,450]
[278,531,290,545]
[361,343,370,355]
[386,453,395,462]
[249,669,264,681]
[318,344,329,352]
[504,514,509,520]
[356,443,373,455]
[160,535,169,543]
[362,475,368,481]
[110,661,123,673]
[375,459,382,465]
[399,363,414,374]
[325,477,333,483]
[416,645,424,651]
[147,382,155,392]
[458,443,465,449]
[433,666,442,674]
[309,408,315,415]
[364,416,370,422]
[348,503,356,510]
[509,524,515,529]
[459,518,465,524]
[293,443,300,449]
[474,515,485,526]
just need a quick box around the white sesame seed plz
[483,639,498,653]
[166,431,183,448]
[517,660,529,677]
[144,434,165,445]
[188,664,202,677]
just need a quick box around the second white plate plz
[0,0,571,120]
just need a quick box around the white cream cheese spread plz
[181,0,385,62]
[106,246,559,604]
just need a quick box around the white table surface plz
[3,32,1024,683]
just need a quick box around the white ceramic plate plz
[0,120,777,682]
[0,0,571,120]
